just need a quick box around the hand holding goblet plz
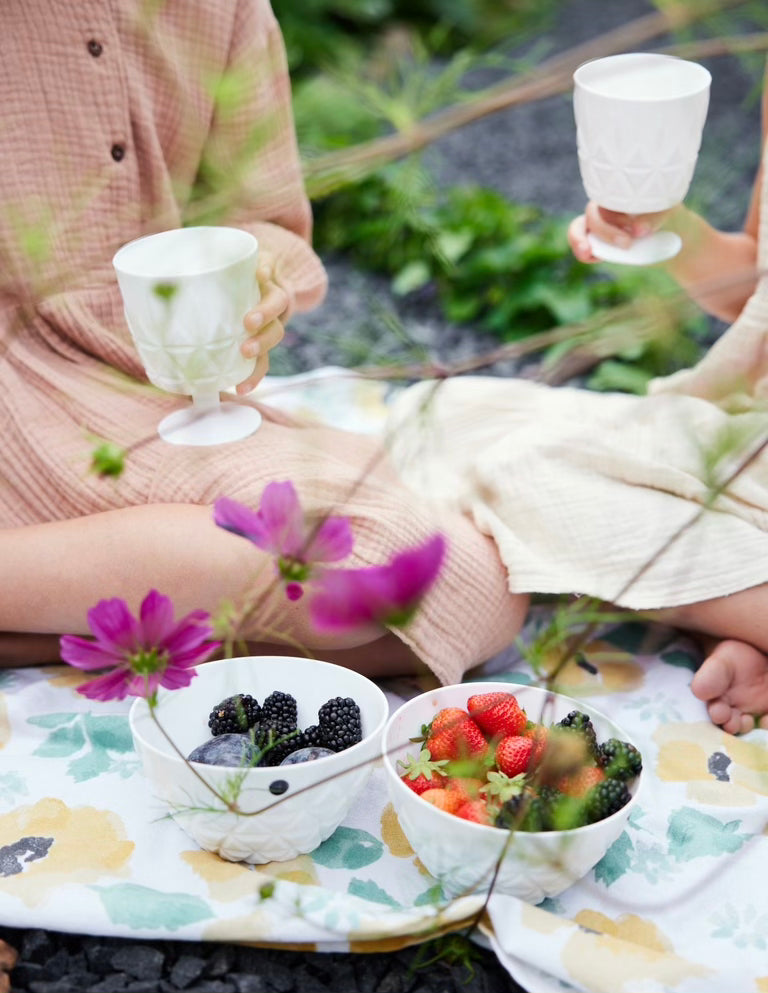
[113,226,265,446]
[573,53,711,266]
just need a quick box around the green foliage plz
[410,931,483,979]
[314,167,708,387]
[273,0,554,76]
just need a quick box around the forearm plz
[0,506,258,635]
[665,206,759,323]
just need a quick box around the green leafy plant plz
[314,168,709,389]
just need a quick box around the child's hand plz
[568,201,675,263]
[237,250,291,394]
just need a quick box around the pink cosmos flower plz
[59,590,220,702]
[309,534,446,633]
[214,483,353,599]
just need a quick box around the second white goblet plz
[573,52,711,265]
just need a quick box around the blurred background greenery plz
[270,0,768,391]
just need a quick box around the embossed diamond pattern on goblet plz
[573,53,711,264]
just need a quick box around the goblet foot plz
[158,401,262,446]
[588,230,682,266]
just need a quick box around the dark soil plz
[2,0,763,990]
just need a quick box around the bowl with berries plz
[382,682,642,902]
[129,655,388,863]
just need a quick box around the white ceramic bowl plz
[129,656,388,863]
[382,682,642,902]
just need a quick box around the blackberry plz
[290,724,324,752]
[318,696,362,752]
[555,710,599,762]
[496,792,553,832]
[260,691,298,737]
[598,738,642,781]
[252,724,302,767]
[207,694,261,736]
[584,779,631,823]
[251,691,300,766]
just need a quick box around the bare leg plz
[0,630,426,679]
[654,584,768,734]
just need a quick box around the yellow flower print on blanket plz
[520,903,714,990]
[541,638,645,697]
[0,797,133,906]
[654,722,768,805]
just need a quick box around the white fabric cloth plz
[386,376,768,608]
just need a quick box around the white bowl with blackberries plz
[382,682,643,902]
[129,656,389,863]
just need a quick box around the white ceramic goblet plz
[573,52,711,265]
[113,226,262,446]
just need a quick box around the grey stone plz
[227,973,268,993]
[87,974,130,993]
[109,947,165,982]
[169,954,206,989]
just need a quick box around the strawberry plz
[411,708,468,745]
[397,749,448,795]
[426,715,487,763]
[467,692,527,737]
[431,707,471,733]
[420,788,462,814]
[495,735,534,778]
[556,765,606,797]
[445,776,484,805]
[455,799,493,825]
[522,723,548,765]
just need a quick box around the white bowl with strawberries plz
[382,682,642,902]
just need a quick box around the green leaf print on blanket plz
[348,878,401,908]
[595,807,751,887]
[92,882,213,930]
[710,903,768,949]
[0,772,28,806]
[660,648,700,672]
[668,808,751,861]
[311,827,384,870]
[29,712,139,782]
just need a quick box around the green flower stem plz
[148,703,240,813]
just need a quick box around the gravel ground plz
[2,1,764,991]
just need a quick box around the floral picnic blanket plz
[1,372,767,993]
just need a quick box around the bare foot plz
[0,939,17,993]
[691,639,768,735]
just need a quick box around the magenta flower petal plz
[59,635,124,671]
[159,666,199,691]
[309,570,375,632]
[139,590,176,646]
[86,598,141,652]
[258,482,305,557]
[213,497,271,548]
[162,617,217,657]
[382,534,446,604]
[305,516,354,563]
[77,669,133,702]
[309,534,446,633]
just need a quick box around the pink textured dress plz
[0,0,520,683]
